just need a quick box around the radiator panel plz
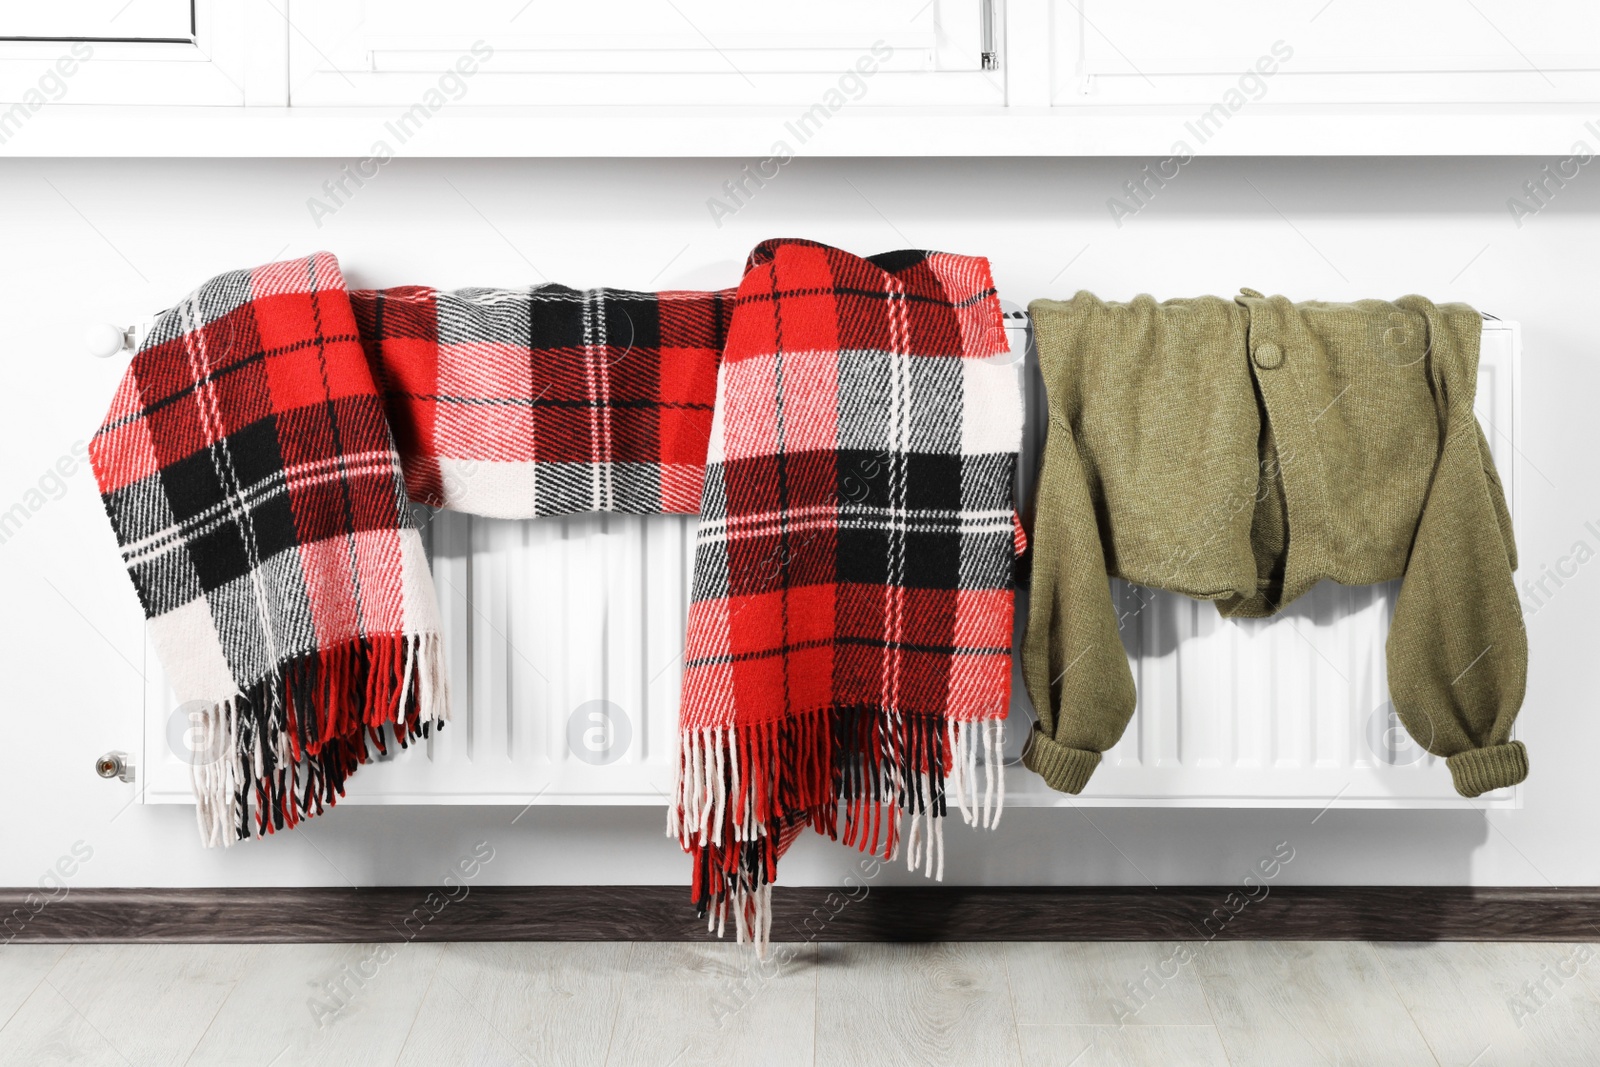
[142,320,1520,809]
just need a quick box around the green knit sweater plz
[1021,290,1528,799]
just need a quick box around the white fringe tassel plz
[192,696,240,849]
[190,632,450,848]
[945,718,1006,831]
[669,715,1006,952]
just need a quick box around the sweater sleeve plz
[1385,299,1529,798]
[1019,405,1138,794]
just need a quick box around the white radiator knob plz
[86,323,130,359]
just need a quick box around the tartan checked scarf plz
[89,240,1020,936]
[673,240,1022,944]
[90,252,728,845]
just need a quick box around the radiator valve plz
[96,750,135,784]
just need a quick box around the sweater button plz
[1253,342,1283,369]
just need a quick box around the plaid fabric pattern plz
[91,241,1022,922]
[351,284,730,518]
[91,253,730,846]
[672,240,1022,944]
[90,253,444,845]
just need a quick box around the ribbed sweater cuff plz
[1447,741,1529,797]
[1021,729,1102,794]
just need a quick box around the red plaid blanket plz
[90,242,1021,938]
[91,253,727,844]
[673,240,1021,944]
[351,283,729,517]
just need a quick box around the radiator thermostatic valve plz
[85,320,153,358]
[95,750,135,784]
[85,323,133,358]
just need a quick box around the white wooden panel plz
[0,1,193,41]
[0,0,252,108]
[337,0,939,69]
[286,0,999,107]
[1056,0,1600,105]
[143,319,1520,811]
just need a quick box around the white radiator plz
[142,317,1521,810]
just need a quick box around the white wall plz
[1,154,1596,895]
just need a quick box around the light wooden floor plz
[3,940,1599,1066]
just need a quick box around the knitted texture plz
[1022,291,1527,799]
[675,240,1022,945]
[1448,741,1529,797]
[1021,730,1101,795]
[91,253,728,845]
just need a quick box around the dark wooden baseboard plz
[4,886,1598,944]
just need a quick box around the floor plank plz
[604,941,816,1067]
[815,942,1023,1067]
[17,938,1600,1066]
[184,942,442,1067]
[1374,941,1600,1067]
[395,942,634,1067]
[0,981,133,1067]
[1196,940,1440,1067]
[1017,1023,1231,1067]
[1001,942,1214,1027]
[0,944,66,1031]
[2,943,255,1066]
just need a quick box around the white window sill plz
[1,102,1593,157]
